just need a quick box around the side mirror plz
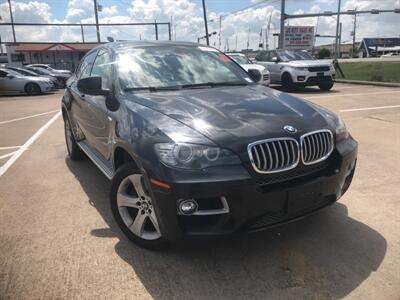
[272,57,279,63]
[247,69,261,82]
[77,76,109,96]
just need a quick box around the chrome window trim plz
[300,129,334,165]
[247,137,300,174]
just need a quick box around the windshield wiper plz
[181,81,248,89]
[124,86,182,92]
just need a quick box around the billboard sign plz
[284,26,315,50]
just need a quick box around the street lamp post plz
[202,0,210,45]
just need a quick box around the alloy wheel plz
[117,174,161,240]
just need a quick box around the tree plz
[318,48,331,59]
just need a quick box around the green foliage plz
[318,48,331,59]
[337,61,400,83]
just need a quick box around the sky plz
[0,0,399,51]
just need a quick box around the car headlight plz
[154,143,241,169]
[335,117,349,142]
[293,67,307,71]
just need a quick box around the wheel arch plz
[281,71,293,82]
[113,145,140,172]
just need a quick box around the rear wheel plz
[281,73,297,92]
[110,163,168,250]
[319,82,334,91]
[25,83,41,95]
[64,116,85,160]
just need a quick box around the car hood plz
[125,85,332,153]
[286,60,332,67]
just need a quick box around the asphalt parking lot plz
[0,83,399,299]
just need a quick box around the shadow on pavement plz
[66,158,387,299]
[270,84,339,95]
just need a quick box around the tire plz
[281,73,297,92]
[318,82,334,91]
[110,163,168,250]
[64,116,86,160]
[25,83,41,95]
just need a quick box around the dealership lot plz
[0,84,399,299]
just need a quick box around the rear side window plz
[255,51,269,61]
[77,51,97,79]
[91,49,112,89]
[0,70,7,77]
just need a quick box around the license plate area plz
[317,72,324,77]
[287,181,324,214]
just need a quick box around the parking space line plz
[0,146,21,150]
[0,110,60,125]
[339,105,400,113]
[305,90,400,99]
[0,111,61,177]
[0,151,18,160]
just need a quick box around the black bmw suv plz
[62,41,357,249]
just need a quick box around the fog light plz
[178,199,198,215]
[297,76,305,81]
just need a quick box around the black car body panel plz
[62,41,357,242]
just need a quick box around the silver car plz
[26,64,72,76]
[0,68,54,95]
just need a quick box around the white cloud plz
[0,0,399,49]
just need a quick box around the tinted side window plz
[269,51,278,61]
[0,71,7,77]
[77,51,97,79]
[90,50,112,89]
[256,51,268,61]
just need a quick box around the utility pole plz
[338,22,342,58]
[80,22,85,43]
[218,15,222,50]
[246,27,250,52]
[279,0,286,49]
[93,0,101,42]
[352,9,357,57]
[8,0,16,43]
[202,0,210,45]
[334,0,341,58]
[235,35,238,51]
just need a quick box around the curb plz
[336,79,400,88]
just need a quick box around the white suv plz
[254,50,335,91]
[226,53,270,86]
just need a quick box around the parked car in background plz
[25,66,70,88]
[26,64,72,75]
[0,68,54,95]
[254,49,336,91]
[63,41,357,249]
[5,66,58,89]
[226,52,270,85]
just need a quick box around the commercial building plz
[4,43,99,71]
[358,38,400,57]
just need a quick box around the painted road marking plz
[340,105,400,113]
[0,151,18,160]
[305,90,400,99]
[0,146,22,150]
[0,110,60,125]
[0,111,61,177]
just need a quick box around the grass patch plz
[336,61,400,83]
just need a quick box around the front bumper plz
[150,137,357,241]
[292,70,336,85]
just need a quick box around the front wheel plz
[281,73,297,92]
[25,83,41,95]
[110,163,168,250]
[318,82,334,91]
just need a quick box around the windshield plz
[277,50,315,62]
[116,46,251,90]
[228,55,251,65]
[11,68,38,76]
[30,67,52,75]
[4,69,22,76]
